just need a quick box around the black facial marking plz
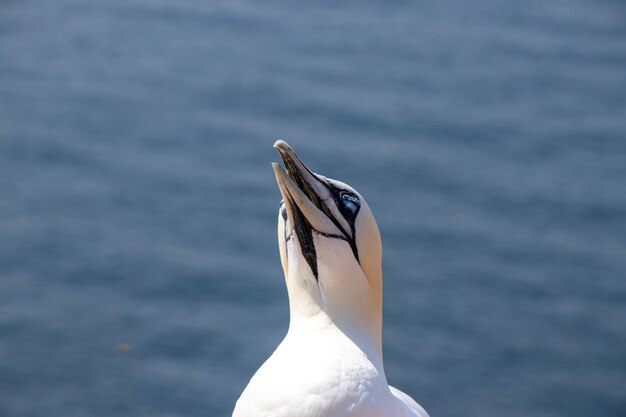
[313,229,350,242]
[304,175,353,239]
[323,181,360,262]
[289,197,318,280]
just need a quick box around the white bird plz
[233,140,429,417]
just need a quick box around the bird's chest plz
[233,335,390,417]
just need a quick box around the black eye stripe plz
[325,183,360,219]
[323,181,360,262]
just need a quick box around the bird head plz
[272,140,383,350]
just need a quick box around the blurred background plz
[1,0,625,416]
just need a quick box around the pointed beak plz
[272,140,345,237]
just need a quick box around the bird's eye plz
[340,192,360,216]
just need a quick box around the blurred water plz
[1,0,626,416]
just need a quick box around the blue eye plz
[341,193,359,205]
[340,193,360,215]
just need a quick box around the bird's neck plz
[287,297,384,369]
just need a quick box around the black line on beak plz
[286,194,318,280]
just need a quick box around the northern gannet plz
[233,140,429,417]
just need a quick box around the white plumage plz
[233,141,429,417]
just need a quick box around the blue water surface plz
[1,1,626,416]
